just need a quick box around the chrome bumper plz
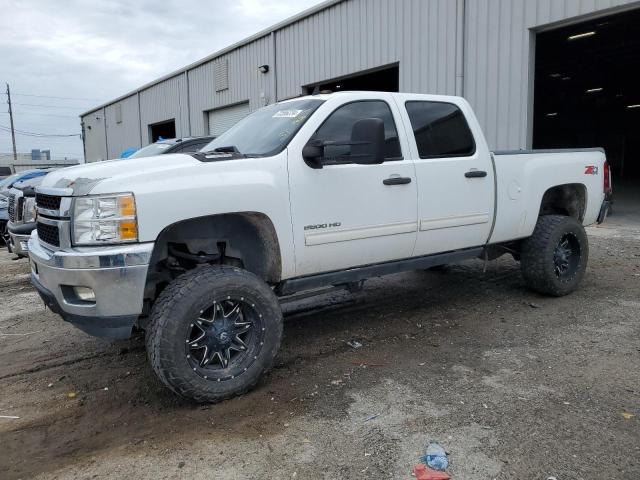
[28,232,155,338]
[9,232,31,257]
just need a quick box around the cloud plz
[0,0,321,160]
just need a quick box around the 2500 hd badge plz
[304,222,342,231]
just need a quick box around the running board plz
[276,247,484,296]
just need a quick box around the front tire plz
[146,265,283,403]
[520,215,588,297]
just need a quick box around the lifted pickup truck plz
[29,92,610,402]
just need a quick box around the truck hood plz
[39,154,199,195]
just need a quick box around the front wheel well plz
[539,184,587,221]
[143,212,282,306]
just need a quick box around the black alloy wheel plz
[552,233,581,280]
[185,297,265,381]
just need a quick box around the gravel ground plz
[0,211,638,480]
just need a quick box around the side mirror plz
[302,139,324,169]
[302,117,386,169]
[350,118,385,165]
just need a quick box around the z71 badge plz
[585,166,599,175]
[304,222,341,231]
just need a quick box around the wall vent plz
[214,59,229,92]
[115,104,123,124]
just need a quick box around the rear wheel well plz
[539,184,586,221]
[143,212,282,309]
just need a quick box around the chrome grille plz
[37,222,60,247]
[35,193,62,211]
[33,188,73,249]
[7,193,16,222]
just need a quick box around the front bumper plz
[7,221,35,255]
[8,232,31,257]
[28,232,155,339]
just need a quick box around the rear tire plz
[520,215,588,297]
[146,265,283,403]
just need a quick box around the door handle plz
[383,177,412,186]
[465,170,487,178]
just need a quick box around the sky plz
[0,0,322,161]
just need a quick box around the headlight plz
[0,197,7,208]
[22,197,37,223]
[72,193,138,245]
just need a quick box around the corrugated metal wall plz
[139,74,190,143]
[275,0,458,99]
[82,108,107,162]
[188,35,273,136]
[104,94,141,158]
[81,0,640,161]
[465,0,639,150]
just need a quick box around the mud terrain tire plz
[146,265,282,403]
[521,215,588,297]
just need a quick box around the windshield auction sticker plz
[272,109,303,118]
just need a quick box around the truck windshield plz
[0,172,21,188]
[200,99,324,157]
[128,142,174,159]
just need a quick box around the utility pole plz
[6,83,18,162]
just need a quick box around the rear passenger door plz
[395,96,494,256]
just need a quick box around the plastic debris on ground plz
[363,413,380,422]
[413,463,450,480]
[346,340,363,349]
[422,442,449,471]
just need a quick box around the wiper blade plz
[201,145,242,154]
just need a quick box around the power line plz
[12,102,92,110]
[0,92,104,102]
[11,125,79,135]
[1,111,80,119]
[0,124,80,138]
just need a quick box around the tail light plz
[603,161,611,195]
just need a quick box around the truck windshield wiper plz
[202,146,243,155]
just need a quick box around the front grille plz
[36,193,62,211]
[7,193,16,222]
[37,222,60,247]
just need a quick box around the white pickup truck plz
[29,91,611,402]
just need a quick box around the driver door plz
[287,94,418,277]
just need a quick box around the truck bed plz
[489,147,607,244]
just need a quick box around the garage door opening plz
[207,102,250,137]
[304,64,399,94]
[533,8,640,186]
[149,119,176,142]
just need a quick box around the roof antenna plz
[311,85,320,95]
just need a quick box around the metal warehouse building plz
[81,0,640,184]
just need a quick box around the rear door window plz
[405,101,476,158]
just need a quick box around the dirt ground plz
[0,206,638,479]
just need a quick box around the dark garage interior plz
[533,8,640,185]
[149,119,176,142]
[305,64,399,94]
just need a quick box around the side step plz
[276,247,483,296]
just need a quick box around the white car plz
[28,91,610,402]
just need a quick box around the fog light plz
[73,286,96,302]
